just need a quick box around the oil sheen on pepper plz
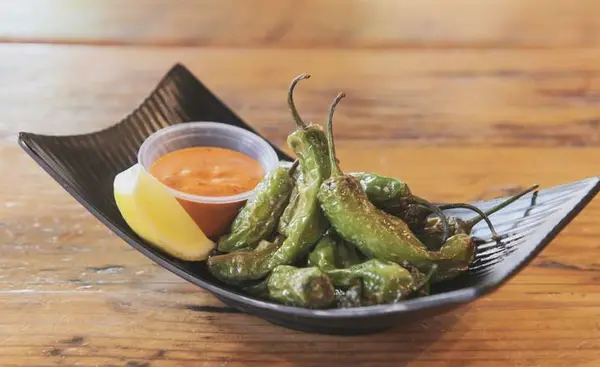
[149,147,265,237]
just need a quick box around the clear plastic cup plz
[138,122,280,238]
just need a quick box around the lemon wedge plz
[113,163,215,261]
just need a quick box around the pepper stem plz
[326,92,346,177]
[438,184,539,241]
[288,73,310,129]
[438,203,500,240]
[461,185,539,231]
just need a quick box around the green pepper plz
[266,265,335,308]
[277,173,301,236]
[264,74,331,269]
[308,232,362,271]
[208,74,331,282]
[350,172,450,246]
[217,166,295,253]
[318,94,428,262]
[334,280,362,308]
[350,172,412,209]
[398,200,436,234]
[417,217,467,250]
[317,93,474,282]
[328,259,435,305]
[428,233,475,283]
[207,239,280,284]
[336,239,363,268]
[308,234,337,271]
[242,264,335,309]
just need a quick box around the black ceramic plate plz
[19,64,600,335]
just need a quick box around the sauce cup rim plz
[137,121,280,204]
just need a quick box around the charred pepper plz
[217,164,296,253]
[264,74,331,269]
[209,74,331,282]
[308,232,362,271]
[266,265,335,308]
[208,238,281,284]
[351,172,450,245]
[307,233,337,271]
[328,259,436,305]
[317,92,475,282]
[277,170,302,236]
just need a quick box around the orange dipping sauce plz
[149,147,265,238]
[150,147,265,197]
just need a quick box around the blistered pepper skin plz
[277,165,302,236]
[207,240,279,284]
[308,234,337,271]
[417,217,467,250]
[265,125,331,269]
[320,174,477,282]
[319,176,430,263]
[308,232,362,271]
[267,266,335,308]
[350,173,450,241]
[350,172,412,209]
[350,172,425,228]
[334,281,362,308]
[328,259,419,305]
[428,233,476,283]
[207,75,332,283]
[218,167,294,253]
[336,239,362,268]
[319,92,475,283]
[277,183,300,237]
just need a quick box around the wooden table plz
[2,1,600,366]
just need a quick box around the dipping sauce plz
[148,146,266,238]
[150,147,265,197]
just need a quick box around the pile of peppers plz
[206,74,538,309]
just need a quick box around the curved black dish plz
[18,64,600,335]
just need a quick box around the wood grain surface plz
[1,2,600,366]
[1,0,600,48]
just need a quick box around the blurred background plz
[2,0,597,47]
[3,1,599,189]
[4,0,599,196]
[3,0,599,146]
